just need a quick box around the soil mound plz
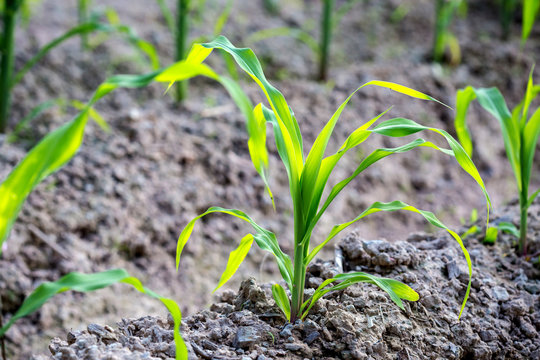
[34,202,540,359]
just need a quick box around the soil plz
[0,0,539,359]
[33,199,540,359]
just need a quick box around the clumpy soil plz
[1,0,539,358]
[35,200,540,359]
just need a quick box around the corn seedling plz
[0,0,21,133]
[177,36,490,323]
[248,0,362,81]
[156,0,235,101]
[433,0,466,64]
[498,0,539,43]
[0,2,159,133]
[454,69,540,255]
[0,269,187,360]
[499,0,517,40]
[78,0,90,49]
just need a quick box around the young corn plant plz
[248,0,362,81]
[0,2,159,133]
[177,36,491,323]
[156,0,235,101]
[454,69,540,255]
[433,0,466,64]
[497,0,539,43]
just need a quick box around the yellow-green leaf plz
[214,234,254,292]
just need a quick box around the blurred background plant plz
[0,0,159,134]
[432,0,466,65]
[454,68,540,255]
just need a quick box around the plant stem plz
[500,0,516,40]
[318,0,333,82]
[78,0,89,50]
[519,199,528,255]
[176,0,189,102]
[0,0,19,133]
[518,125,529,256]
[290,197,307,323]
[433,0,445,63]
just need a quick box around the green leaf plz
[462,225,479,238]
[301,272,418,319]
[0,111,90,248]
[528,187,540,208]
[335,272,419,306]
[484,226,498,244]
[272,283,291,320]
[177,207,293,289]
[156,0,176,35]
[0,57,222,251]
[201,36,304,200]
[303,117,490,248]
[307,200,472,318]
[221,82,273,206]
[8,99,61,142]
[371,118,491,211]
[0,269,188,360]
[475,88,521,188]
[498,221,520,238]
[213,0,234,36]
[454,86,476,157]
[301,81,443,223]
[214,234,254,292]
[11,22,102,88]
[522,107,540,192]
[522,0,540,44]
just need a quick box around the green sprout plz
[454,68,540,255]
[177,36,490,323]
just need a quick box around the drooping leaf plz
[177,207,293,289]
[0,43,260,251]
[371,118,491,211]
[200,36,304,200]
[307,200,472,318]
[301,272,418,319]
[10,23,102,88]
[301,81,444,223]
[214,234,254,292]
[0,269,188,360]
